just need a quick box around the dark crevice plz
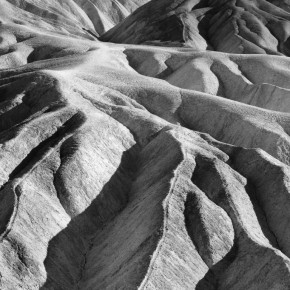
[82,28,99,39]
[74,144,140,289]
[244,182,280,249]
[0,185,17,243]
[186,202,238,289]
[52,136,81,218]
[0,112,86,245]
[196,8,216,50]
[41,142,140,289]
[0,75,67,144]
[223,147,284,252]
[154,14,185,43]
[0,102,67,149]
[9,112,86,181]
[195,141,284,253]
[189,159,239,289]
[196,242,238,290]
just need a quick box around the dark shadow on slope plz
[225,148,280,249]
[195,242,238,290]
[40,145,139,290]
[184,182,238,289]
[190,158,238,289]
[243,182,279,248]
[196,8,216,51]
[82,28,99,40]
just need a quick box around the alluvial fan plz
[1,0,290,289]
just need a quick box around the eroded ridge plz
[1,0,290,289]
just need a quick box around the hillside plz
[1,0,290,289]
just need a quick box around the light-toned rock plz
[0,0,290,289]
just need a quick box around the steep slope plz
[2,0,150,38]
[102,0,290,55]
[1,0,96,38]
[75,0,150,35]
[1,0,290,289]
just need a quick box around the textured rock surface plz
[102,0,290,55]
[1,0,290,289]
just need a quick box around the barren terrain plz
[1,0,290,289]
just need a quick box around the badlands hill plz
[1,0,290,289]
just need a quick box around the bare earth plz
[1,0,290,289]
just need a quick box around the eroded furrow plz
[224,146,290,259]
[191,143,290,289]
[0,112,86,243]
[39,112,138,289]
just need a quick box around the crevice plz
[227,147,290,257]
[195,8,216,50]
[138,139,185,290]
[0,112,86,244]
[9,112,86,181]
[243,181,280,249]
[41,139,140,289]
[189,155,257,287]
[82,28,99,39]
[196,242,238,290]
[0,102,66,141]
[0,76,68,144]
[185,170,238,289]
[74,144,140,289]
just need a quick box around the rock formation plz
[1,0,290,289]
